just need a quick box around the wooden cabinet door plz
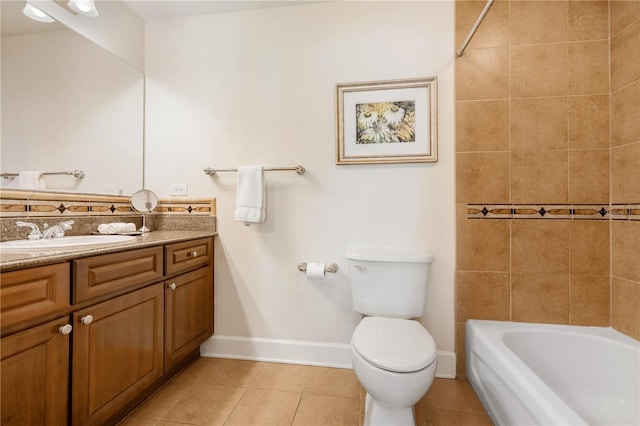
[72,284,164,426]
[165,266,213,370]
[1,317,71,425]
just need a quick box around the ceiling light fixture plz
[23,3,55,22]
[67,0,99,17]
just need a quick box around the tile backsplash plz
[0,190,216,240]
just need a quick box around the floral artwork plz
[356,101,416,144]
[336,77,437,164]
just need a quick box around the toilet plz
[346,248,437,426]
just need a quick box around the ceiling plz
[121,1,316,21]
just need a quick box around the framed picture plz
[336,77,437,165]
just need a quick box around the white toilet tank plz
[346,248,433,319]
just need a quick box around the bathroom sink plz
[0,235,137,252]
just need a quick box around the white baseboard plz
[200,335,457,378]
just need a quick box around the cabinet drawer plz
[73,246,163,304]
[0,263,70,329]
[165,237,212,276]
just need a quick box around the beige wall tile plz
[568,1,609,42]
[611,81,640,148]
[569,149,610,203]
[610,0,640,36]
[511,151,569,204]
[612,220,640,282]
[611,19,640,92]
[611,277,640,341]
[509,1,567,45]
[512,220,570,273]
[570,275,610,326]
[512,272,570,324]
[570,220,610,275]
[456,0,509,49]
[568,40,609,95]
[456,46,509,100]
[456,271,511,321]
[568,95,609,149]
[510,44,568,98]
[456,152,510,203]
[457,219,511,272]
[456,100,509,152]
[510,97,568,151]
[611,142,640,203]
[455,322,466,376]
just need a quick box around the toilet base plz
[363,393,416,426]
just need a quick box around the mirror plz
[131,189,158,233]
[0,1,144,195]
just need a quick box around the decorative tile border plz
[468,204,640,221]
[0,190,216,218]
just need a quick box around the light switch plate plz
[170,184,188,196]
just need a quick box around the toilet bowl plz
[351,317,437,425]
[346,248,436,426]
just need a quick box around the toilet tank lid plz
[346,248,433,263]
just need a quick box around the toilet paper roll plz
[305,262,326,280]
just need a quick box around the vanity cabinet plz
[165,266,214,370]
[72,283,164,425]
[1,316,71,425]
[0,235,215,425]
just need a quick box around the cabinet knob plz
[188,251,198,258]
[81,315,94,325]
[59,324,73,335]
[168,283,177,290]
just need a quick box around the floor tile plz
[196,358,264,387]
[420,378,485,412]
[121,358,491,426]
[250,362,315,393]
[422,407,493,426]
[292,394,360,426]
[224,388,302,425]
[160,383,246,425]
[303,366,361,400]
[129,380,194,420]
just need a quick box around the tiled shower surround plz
[455,0,639,375]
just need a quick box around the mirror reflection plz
[0,1,144,195]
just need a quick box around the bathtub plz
[466,320,640,426]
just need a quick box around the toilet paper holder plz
[298,262,339,273]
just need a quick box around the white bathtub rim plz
[467,321,587,425]
[466,320,640,426]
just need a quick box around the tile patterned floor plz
[119,357,492,426]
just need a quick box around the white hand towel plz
[234,165,265,226]
[18,171,45,189]
[98,222,137,234]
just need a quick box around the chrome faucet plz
[16,221,43,240]
[41,220,74,239]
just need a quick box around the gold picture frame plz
[336,77,437,165]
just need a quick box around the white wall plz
[145,1,456,376]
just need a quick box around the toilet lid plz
[352,317,437,373]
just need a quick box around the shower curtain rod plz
[456,0,494,57]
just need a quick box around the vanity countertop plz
[0,231,217,272]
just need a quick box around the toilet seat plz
[352,317,436,373]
